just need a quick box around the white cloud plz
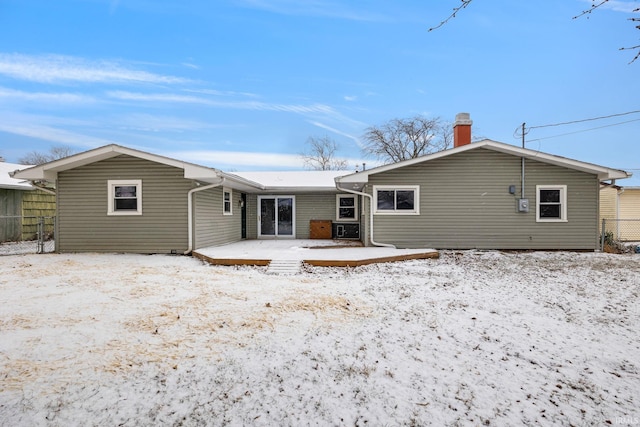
[167,150,304,169]
[578,0,639,13]
[308,120,364,148]
[236,0,389,21]
[0,87,95,104]
[605,1,640,13]
[167,148,370,171]
[107,90,339,114]
[344,95,357,102]
[113,113,225,132]
[0,53,190,84]
[0,121,116,147]
[184,88,260,98]
[181,62,200,70]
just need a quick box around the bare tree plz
[362,116,452,164]
[300,136,349,171]
[19,145,76,165]
[429,0,640,63]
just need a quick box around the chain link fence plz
[0,216,56,255]
[600,218,640,253]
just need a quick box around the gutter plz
[184,178,225,255]
[336,183,396,249]
[30,181,56,195]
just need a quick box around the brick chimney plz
[453,112,472,148]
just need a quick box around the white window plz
[373,185,420,215]
[108,180,142,215]
[536,185,567,222]
[336,195,358,221]
[223,188,232,215]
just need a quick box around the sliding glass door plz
[258,196,295,238]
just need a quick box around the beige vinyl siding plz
[294,193,337,239]
[193,187,242,249]
[599,186,619,236]
[366,148,599,250]
[57,155,191,253]
[619,189,640,240]
[619,189,640,219]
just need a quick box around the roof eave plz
[335,139,632,183]
[258,186,338,193]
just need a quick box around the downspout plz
[184,178,225,255]
[336,183,396,249]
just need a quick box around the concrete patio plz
[192,239,439,271]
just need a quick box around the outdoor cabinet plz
[310,220,332,239]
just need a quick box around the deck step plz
[266,259,302,275]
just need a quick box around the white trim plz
[10,144,265,191]
[536,185,567,222]
[373,185,420,215]
[335,139,631,184]
[107,179,142,216]
[223,187,233,215]
[257,195,296,238]
[336,194,358,221]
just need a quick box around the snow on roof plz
[0,162,34,190]
[232,170,350,190]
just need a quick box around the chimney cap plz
[454,112,472,126]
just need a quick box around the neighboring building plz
[12,114,631,252]
[599,184,640,241]
[1,162,56,242]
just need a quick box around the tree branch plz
[572,0,610,20]
[428,0,474,32]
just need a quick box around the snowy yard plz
[0,251,639,426]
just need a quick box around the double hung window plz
[108,180,142,215]
[223,188,232,215]
[536,185,567,222]
[336,195,358,221]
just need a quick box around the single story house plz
[11,114,631,252]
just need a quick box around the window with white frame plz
[536,185,567,222]
[223,188,232,215]
[336,194,358,221]
[373,185,420,214]
[108,180,142,215]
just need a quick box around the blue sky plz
[0,0,639,184]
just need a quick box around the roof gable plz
[11,144,264,191]
[335,139,630,184]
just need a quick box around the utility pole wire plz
[527,110,640,130]
[525,118,640,143]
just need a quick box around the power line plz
[525,118,640,142]
[528,110,640,130]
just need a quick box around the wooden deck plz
[192,240,439,268]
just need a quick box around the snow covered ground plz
[0,251,639,426]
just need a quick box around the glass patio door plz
[258,196,295,238]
